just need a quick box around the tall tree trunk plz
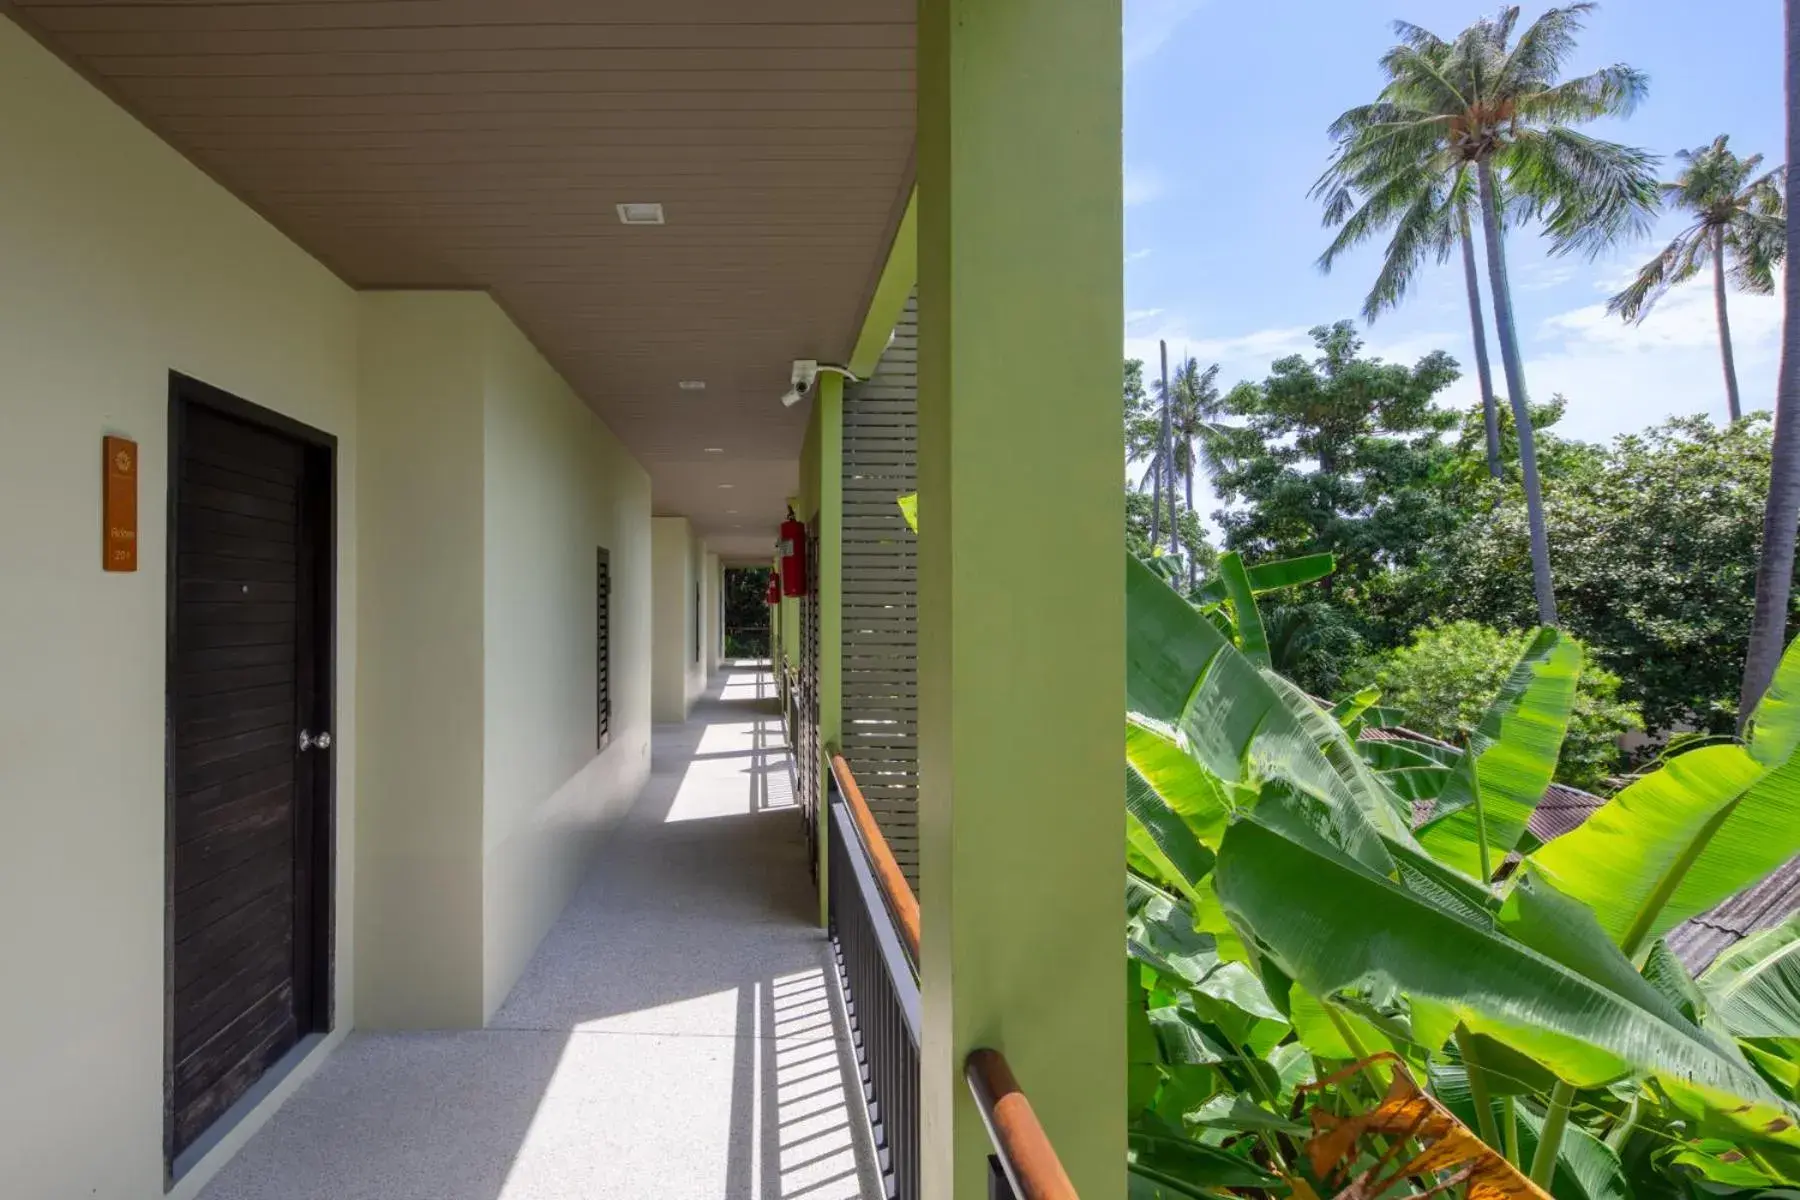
[1460,204,1504,478]
[1476,159,1559,626]
[1714,224,1744,423]
[1161,341,1178,557]
[1149,448,1162,546]
[1186,458,1197,589]
[1739,0,1800,724]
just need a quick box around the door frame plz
[162,372,338,1180]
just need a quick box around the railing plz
[967,1050,1079,1200]
[827,752,920,1200]
[825,752,1079,1200]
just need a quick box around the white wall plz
[356,294,655,1028]
[0,19,360,1199]
[480,307,653,1018]
[0,17,661,1195]
[651,518,694,721]
[703,551,723,673]
[354,293,489,1029]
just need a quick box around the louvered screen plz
[841,294,920,887]
[596,546,612,750]
[800,525,822,874]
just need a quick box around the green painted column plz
[917,0,1124,1196]
[818,372,844,926]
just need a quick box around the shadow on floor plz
[198,667,879,1200]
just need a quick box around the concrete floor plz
[200,665,882,1200]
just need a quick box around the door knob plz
[299,730,333,751]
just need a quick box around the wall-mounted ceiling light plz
[616,202,665,225]
[678,380,706,392]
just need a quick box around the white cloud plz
[1541,274,1781,353]
[1124,166,1166,207]
[1437,273,1788,440]
[1124,320,1314,385]
[1125,308,1165,327]
[1514,260,1580,292]
[1124,0,1208,67]
[1126,248,1154,264]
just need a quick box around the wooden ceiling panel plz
[9,0,915,546]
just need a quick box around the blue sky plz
[1124,0,1788,462]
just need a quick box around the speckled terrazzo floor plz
[199,665,882,1200]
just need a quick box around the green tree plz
[1125,491,1214,582]
[722,566,773,658]
[1349,620,1641,791]
[1212,321,1460,602]
[1316,137,1505,479]
[1744,1,1800,724]
[1128,355,1228,585]
[1123,358,1164,546]
[1322,3,1659,626]
[1608,135,1786,423]
[1162,358,1224,586]
[1397,415,1796,737]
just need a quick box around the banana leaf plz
[1496,873,1704,1034]
[1434,1079,1629,1200]
[1191,551,1335,606]
[1358,737,1461,770]
[1126,716,1231,848]
[1127,875,1217,987]
[1533,638,1800,957]
[1127,760,1216,900]
[1418,628,1582,879]
[1213,816,1800,1146]
[1214,552,1269,667]
[1128,1126,1282,1190]
[1530,743,1800,958]
[896,492,918,532]
[1748,635,1800,767]
[1703,915,1800,1039]
[1127,1166,1234,1199]
[1642,937,1707,1026]
[1331,687,1381,733]
[1126,554,1404,873]
[1185,1092,1309,1135]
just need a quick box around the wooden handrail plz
[965,1049,1079,1200]
[827,750,921,963]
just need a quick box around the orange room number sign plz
[103,435,138,572]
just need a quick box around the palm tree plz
[1609,136,1787,423]
[1315,152,1506,478]
[1321,3,1658,627]
[1740,0,1800,724]
[1164,358,1226,585]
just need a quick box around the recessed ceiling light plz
[726,509,739,514]
[616,202,665,225]
[703,446,725,453]
[678,380,706,391]
[717,483,734,489]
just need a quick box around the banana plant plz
[1123,552,1800,1196]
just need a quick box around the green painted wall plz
[917,0,1125,1196]
[816,374,843,924]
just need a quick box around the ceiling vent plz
[616,202,665,226]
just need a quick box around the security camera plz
[780,359,858,407]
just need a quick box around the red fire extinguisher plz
[766,575,782,606]
[779,511,808,597]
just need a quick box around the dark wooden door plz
[166,377,333,1164]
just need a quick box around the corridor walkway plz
[200,666,881,1200]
